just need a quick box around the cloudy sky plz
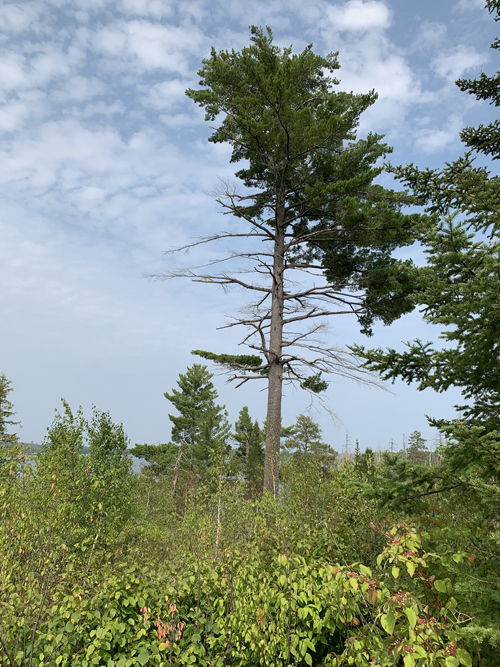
[1,0,497,452]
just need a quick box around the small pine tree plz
[407,430,428,465]
[0,373,20,445]
[164,364,230,471]
[284,414,337,469]
[233,407,254,465]
[233,407,264,493]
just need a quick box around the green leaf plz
[406,562,415,577]
[359,564,372,577]
[405,607,417,629]
[403,655,415,667]
[434,579,447,593]
[392,566,400,579]
[456,649,472,667]
[304,653,312,666]
[137,651,149,666]
[381,612,395,635]
[446,658,459,667]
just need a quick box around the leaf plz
[381,612,395,635]
[406,562,415,577]
[403,655,415,667]
[392,566,400,579]
[434,579,447,593]
[366,588,378,604]
[405,607,417,629]
[446,658,459,667]
[305,653,313,666]
[456,649,472,667]
[137,651,149,666]
[468,555,475,563]
[359,564,372,577]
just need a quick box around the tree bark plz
[264,192,285,496]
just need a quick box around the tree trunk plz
[264,195,285,496]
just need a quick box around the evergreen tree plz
[354,439,361,469]
[233,407,256,464]
[130,442,179,478]
[247,420,265,493]
[0,373,20,445]
[406,430,428,465]
[284,414,337,470]
[355,1,500,433]
[353,446,376,483]
[284,415,325,454]
[351,13,500,653]
[233,407,265,491]
[166,26,422,495]
[164,364,230,471]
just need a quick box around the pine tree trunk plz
[264,195,285,496]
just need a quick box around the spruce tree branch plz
[401,482,464,502]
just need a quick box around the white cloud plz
[415,21,447,47]
[79,100,127,117]
[51,76,106,103]
[142,79,190,110]
[118,0,175,17]
[433,44,487,81]
[318,30,429,138]
[0,2,44,33]
[159,112,199,128]
[454,0,485,11]
[0,43,85,94]
[415,114,463,152]
[0,54,30,91]
[93,21,206,74]
[0,92,47,133]
[325,0,391,32]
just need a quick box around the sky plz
[1,0,498,453]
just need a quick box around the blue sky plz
[1,0,497,452]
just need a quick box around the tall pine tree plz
[169,27,422,494]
